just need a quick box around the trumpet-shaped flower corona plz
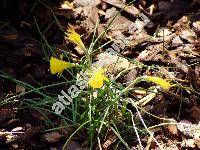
[143,76,171,90]
[88,68,109,89]
[50,57,75,76]
[67,27,86,51]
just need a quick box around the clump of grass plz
[45,16,174,149]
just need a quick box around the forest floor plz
[0,0,200,149]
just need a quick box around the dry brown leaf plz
[102,132,117,149]
[105,7,118,20]
[136,43,164,62]
[194,122,200,148]
[181,139,195,148]
[21,127,43,148]
[101,0,140,16]
[108,15,132,32]
[61,1,74,9]
[0,109,15,124]
[125,68,137,86]
[165,145,179,150]
[190,106,200,121]
[172,35,183,47]
[81,6,99,32]
[42,131,63,143]
[74,45,85,55]
[156,27,172,37]
[177,120,199,138]
[98,52,135,76]
[179,29,197,43]
[173,16,190,30]
[164,118,179,136]
[11,127,24,132]
[158,0,172,12]
[73,0,100,7]
[29,109,48,121]
[63,140,80,150]
[139,88,158,106]
[16,84,25,94]
[193,21,200,32]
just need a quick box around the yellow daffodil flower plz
[67,27,86,51]
[142,76,171,90]
[88,68,109,89]
[67,27,91,66]
[50,57,75,76]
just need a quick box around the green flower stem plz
[83,47,92,68]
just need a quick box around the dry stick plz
[101,0,140,16]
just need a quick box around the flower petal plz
[50,57,74,75]
[67,27,86,50]
[143,76,171,90]
[88,68,108,88]
[88,76,104,89]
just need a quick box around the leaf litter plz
[0,0,200,149]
